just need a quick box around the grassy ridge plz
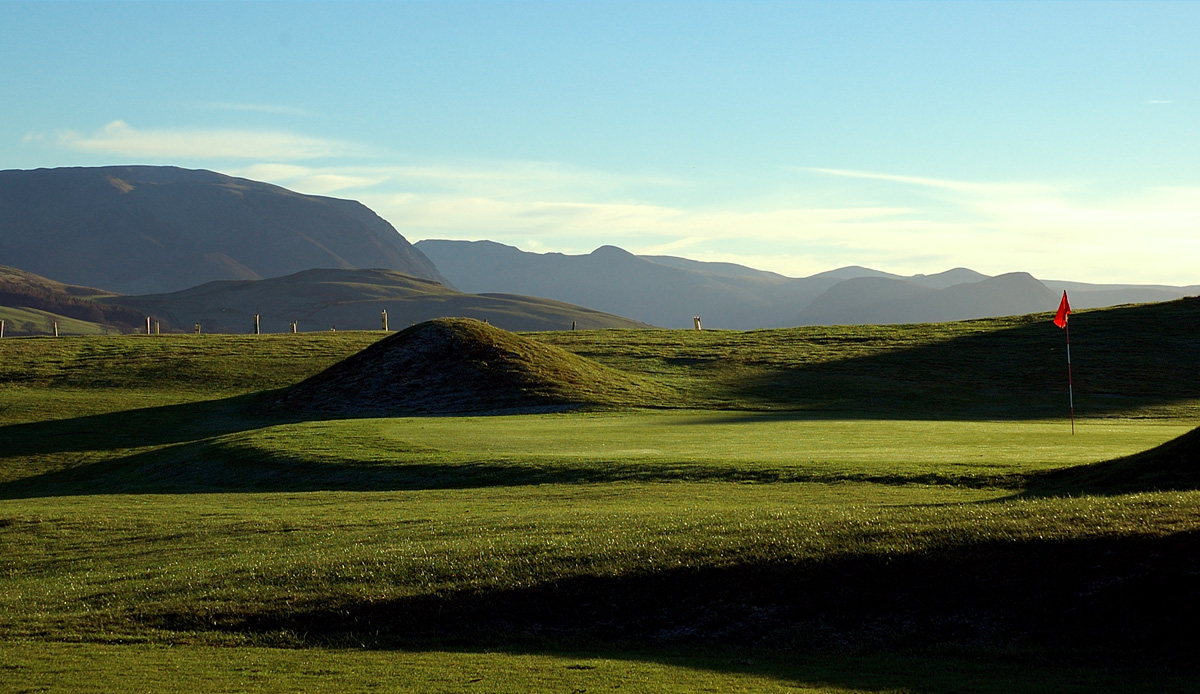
[4,297,1199,416]
[2,301,1199,691]
[537,297,1200,417]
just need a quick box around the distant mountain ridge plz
[416,240,844,329]
[795,272,1057,325]
[0,166,448,294]
[102,267,650,334]
[417,240,1200,328]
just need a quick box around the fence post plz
[195,323,201,335]
[1,319,4,338]
[382,309,388,331]
[54,321,59,337]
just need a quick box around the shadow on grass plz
[0,434,1022,498]
[148,530,1200,689]
[0,392,290,458]
[1022,425,1200,498]
[724,299,1200,419]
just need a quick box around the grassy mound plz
[1029,425,1200,495]
[269,318,672,415]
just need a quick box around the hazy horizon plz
[3,1,1197,285]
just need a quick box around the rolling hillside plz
[102,267,651,333]
[0,265,145,335]
[0,166,448,294]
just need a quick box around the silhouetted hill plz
[908,267,990,289]
[797,272,1059,325]
[1042,279,1200,310]
[103,267,650,333]
[0,166,448,294]
[419,240,1197,328]
[415,240,865,329]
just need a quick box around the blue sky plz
[4,1,1198,285]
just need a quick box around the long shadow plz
[724,299,1200,419]
[0,392,291,458]
[0,434,1023,499]
[1022,424,1200,497]
[147,530,1200,689]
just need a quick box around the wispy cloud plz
[201,158,1200,285]
[360,166,1200,284]
[55,120,361,160]
[231,160,683,203]
[801,166,1062,198]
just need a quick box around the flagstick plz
[1066,319,1075,435]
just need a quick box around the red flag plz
[1053,291,1071,328]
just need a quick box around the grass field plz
[2,301,1198,692]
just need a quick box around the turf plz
[1,299,1199,691]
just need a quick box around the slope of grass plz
[2,413,1192,494]
[0,332,379,394]
[1027,424,1200,495]
[9,642,1193,694]
[536,297,1200,418]
[0,306,112,336]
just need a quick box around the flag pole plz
[1066,319,1074,435]
[1053,291,1074,435]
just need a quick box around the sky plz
[3,1,1198,285]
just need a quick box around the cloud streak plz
[71,146,1195,285]
[222,159,1200,284]
[56,120,361,161]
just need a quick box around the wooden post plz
[54,321,59,337]
[155,320,160,335]
[382,309,388,331]
[572,320,576,331]
[291,322,297,334]
[1,319,4,339]
[195,323,201,335]
[254,314,260,335]
[146,316,151,335]
[693,316,702,331]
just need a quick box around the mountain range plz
[1,165,1196,333]
[417,240,1200,329]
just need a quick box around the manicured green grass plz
[3,484,1198,690]
[3,641,1194,693]
[0,333,380,397]
[2,303,1199,691]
